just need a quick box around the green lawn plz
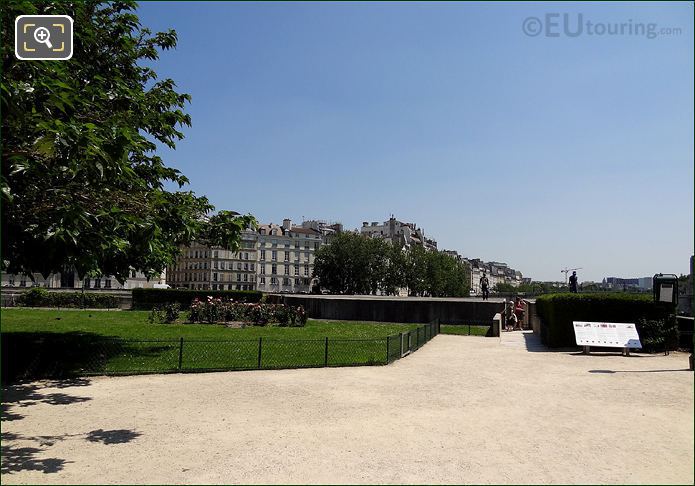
[440,324,490,337]
[1,308,420,339]
[1,309,427,380]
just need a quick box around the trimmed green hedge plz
[131,288,263,310]
[17,288,120,309]
[536,293,672,349]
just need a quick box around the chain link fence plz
[3,320,440,381]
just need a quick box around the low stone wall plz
[267,295,504,325]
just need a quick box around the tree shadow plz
[0,444,71,475]
[1,332,179,383]
[86,429,141,445]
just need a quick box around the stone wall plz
[268,295,504,325]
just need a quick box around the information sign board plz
[572,321,642,348]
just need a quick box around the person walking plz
[569,271,579,293]
[480,272,490,300]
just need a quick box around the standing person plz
[505,299,517,332]
[569,271,578,293]
[480,272,490,300]
[514,297,525,330]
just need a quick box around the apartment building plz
[466,258,523,293]
[167,230,258,290]
[256,219,323,293]
[360,216,437,251]
[0,269,165,289]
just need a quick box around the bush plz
[536,293,672,348]
[17,288,120,309]
[148,303,181,324]
[188,297,306,327]
[636,317,679,353]
[132,288,262,310]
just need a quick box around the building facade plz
[0,269,165,290]
[256,219,323,293]
[167,230,258,291]
[166,218,327,293]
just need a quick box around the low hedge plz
[16,288,120,309]
[535,293,673,349]
[131,288,263,310]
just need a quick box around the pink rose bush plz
[189,297,307,327]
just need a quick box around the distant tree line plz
[313,233,470,297]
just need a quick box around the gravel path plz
[2,335,693,484]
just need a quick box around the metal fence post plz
[178,337,184,370]
[257,337,263,369]
[416,327,420,348]
[324,337,329,367]
[386,335,391,363]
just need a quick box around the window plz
[295,251,300,262]
[131,270,137,278]
[260,250,266,260]
[243,274,248,282]
[195,250,199,258]
[213,273,218,281]
[284,242,290,248]
[212,284,218,290]
[271,277,278,285]
[237,263,242,270]
[237,274,241,282]
[304,242,310,250]
[284,252,289,262]
[203,262,208,270]
[295,241,300,249]
[304,266,309,276]
[284,265,289,275]
[272,250,277,261]
[271,264,277,275]
[250,263,255,271]
[213,262,218,270]
[105,279,112,288]
[244,252,249,260]
[295,278,300,285]
[260,277,266,284]
[244,263,248,271]
[94,279,101,288]
[83,278,90,288]
[213,251,218,258]
[283,278,290,286]
[314,242,320,250]
[294,265,300,275]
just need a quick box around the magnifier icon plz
[33,26,53,49]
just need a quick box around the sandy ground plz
[2,333,693,484]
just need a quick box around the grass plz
[1,309,429,380]
[440,324,490,337]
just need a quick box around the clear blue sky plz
[137,1,693,282]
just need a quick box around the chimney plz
[282,218,292,230]
[362,222,368,227]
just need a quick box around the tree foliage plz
[1,1,254,282]
[313,233,470,297]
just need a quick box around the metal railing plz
[3,320,441,382]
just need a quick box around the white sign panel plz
[659,284,673,303]
[572,321,642,348]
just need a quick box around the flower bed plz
[189,297,307,327]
